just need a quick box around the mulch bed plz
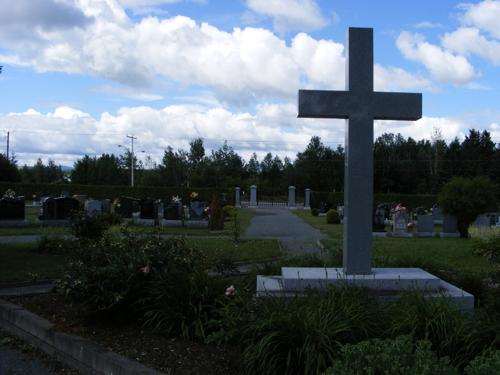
[6,293,241,375]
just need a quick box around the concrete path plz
[243,208,327,256]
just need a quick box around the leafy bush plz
[311,208,319,216]
[57,231,221,338]
[326,209,340,224]
[438,177,497,238]
[36,236,75,254]
[465,350,500,375]
[473,234,500,263]
[222,205,236,220]
[389,293,488,368]
[239,286,384,375]
[70,211,109,239]
[323,335,456,375]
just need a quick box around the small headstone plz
[140,198,156,219]
[474,214,490,228]
[392,209,410,237]
[416,215,434,237]
[164,202,183,220]
[440,214,460,238]
[432,207,443,225]
[116,197,140,218]
[373,207,386,233]
[40,196,79,221]
[84,200,102,216]
[0,196,26,226]
[189,201,207,220]
[101,199,111,214]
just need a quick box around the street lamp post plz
[118,135,141,187]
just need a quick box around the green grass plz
[294,209,495,275]
[0,208,255,237]
[0,243,68,283]
[186,238,282,262]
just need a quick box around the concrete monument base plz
[136,219,156,226]
[416,232,435,238]
[187,220,209,228]
[256,267,473,310]
[440,232,460,238]
[0,220,29,227]
[38,220,70,227]
[372,231,387,237]
[160,219,183,227]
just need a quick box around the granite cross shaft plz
[298,27,422,275]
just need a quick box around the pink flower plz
[140,264,150,274]
[225,285,236,297]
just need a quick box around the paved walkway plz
[243,208,327,256]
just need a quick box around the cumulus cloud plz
[396,31,477,85]
[442,27,500,65]
[245,0,327,33]
[460,0,500,39]
[1,103,481,166]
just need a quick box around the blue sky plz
[0,0,499,166]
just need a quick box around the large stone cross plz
[298,27,422,274]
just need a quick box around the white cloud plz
[414,21,445,29]
[1,104,483,166]
[396,31,478,85]
[374,65,436,92]
[442,27,500,65]
[461,0,500,39]
[245,0,327,33]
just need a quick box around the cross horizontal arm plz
[372,92,422,121]
[298,90,352,119]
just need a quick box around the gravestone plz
[235,187,241,207]
[189,201,207,220]
[188,201,208,227]
[250,185,257,207]
[304,188,311,208]
[392,210,410,237]
[140,199,156,219]
[0,196,27,226]
[256,26,474,309]
[40,197,79,222]
[432,207,443,225]
[84,200,102,216]
[288,186,296,208]
[101,199,111,214]
[372,207,386,234]
[162,201,184,227]
[416,215,434,237]
[440,215,460,238]
[474,214,490,228]
[116,197,140,218]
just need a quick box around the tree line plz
[1,129,499,195]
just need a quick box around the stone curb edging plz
[0,299,164,375]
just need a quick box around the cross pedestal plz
[256,27,473,309]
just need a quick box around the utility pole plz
[6,131,9,160]
[127,135,137,187]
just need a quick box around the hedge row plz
[0,182,235,204]
[310,191,437,211]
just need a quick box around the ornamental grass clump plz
[239,286,385,375]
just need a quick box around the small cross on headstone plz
[298,27,422,274]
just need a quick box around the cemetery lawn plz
[292,209,343,238]
[0,244,68,283]
[186,238,282,262]
[0,226,71,236]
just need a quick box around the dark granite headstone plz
[372,207,385,232]
[140,198,157,219]
[116,196,140,218]
[40,197,79,220]
[164,202,183,220]
[101,199,112,214]
[0,197,25,220]
[189,201,207,220]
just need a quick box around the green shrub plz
[240,286,384,375]
[36,236,75,254]
[389,293,487,368]
[465,350,500,375]
[222,205,236,220]
[323,335,456,375]
[311,208,319,216]
[438,177,497,238]
[473,234,500,263]
[326,209,340,224]
[70,211,109,239]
